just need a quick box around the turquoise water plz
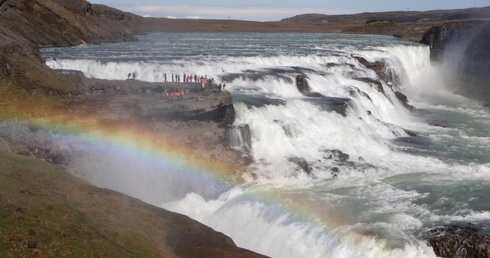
[41,33,490,257]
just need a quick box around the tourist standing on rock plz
[132,72,136,80]
[201,77,206,88]
[218,82,222,93]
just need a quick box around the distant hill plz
[135,6,490,42]
[279,6,490,41]
[282,6,490,23]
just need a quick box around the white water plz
[42,33,490,257]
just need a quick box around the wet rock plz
[288,157,313,175]
[295,74,351,117]
[425,224,490,258]
[305,96,350,117]
[331,167,339,178]
[394,135,431,146]
[348,87,372,101]
[428,119,449,128]
[404,129,417,137]
[295,75,311,93]
[233,93,286,108]
[325,149,350,162]
[303,92,324,98]
[353,56,401,88]
[394,91,415,111]
[353,77,384,93]
[296,75,334,98]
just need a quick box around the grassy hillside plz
[0,152,158,257]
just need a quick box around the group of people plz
[122,71,227,100]
[201,77,226,92]
[163,79,227,101]
[165,88,187,100]
[163,73,207,84]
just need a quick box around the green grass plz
[0,152,156,257]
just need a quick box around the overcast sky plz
[89,0,490,21]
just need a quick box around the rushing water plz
[42,33,490,257]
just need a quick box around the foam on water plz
[40,33,490,258]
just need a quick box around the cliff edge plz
[420,20,490,102]
[0,0,263,257]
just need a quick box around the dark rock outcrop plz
[288,157,313,175]
[394,91,415,111]
[425,224,490,258]
[296,75,311,93]
[325,149,350,162]
[420,21,490,102]
[420,21,490,62]
[295,75,351,116]
[353,56,401,88]
[353,77,384,93]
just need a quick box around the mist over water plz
[42,33,490,257]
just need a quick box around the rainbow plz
[0,111,431,257]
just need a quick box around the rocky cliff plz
[420,20,490,256]
[0,0,142,95]
[420,20,490,102]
